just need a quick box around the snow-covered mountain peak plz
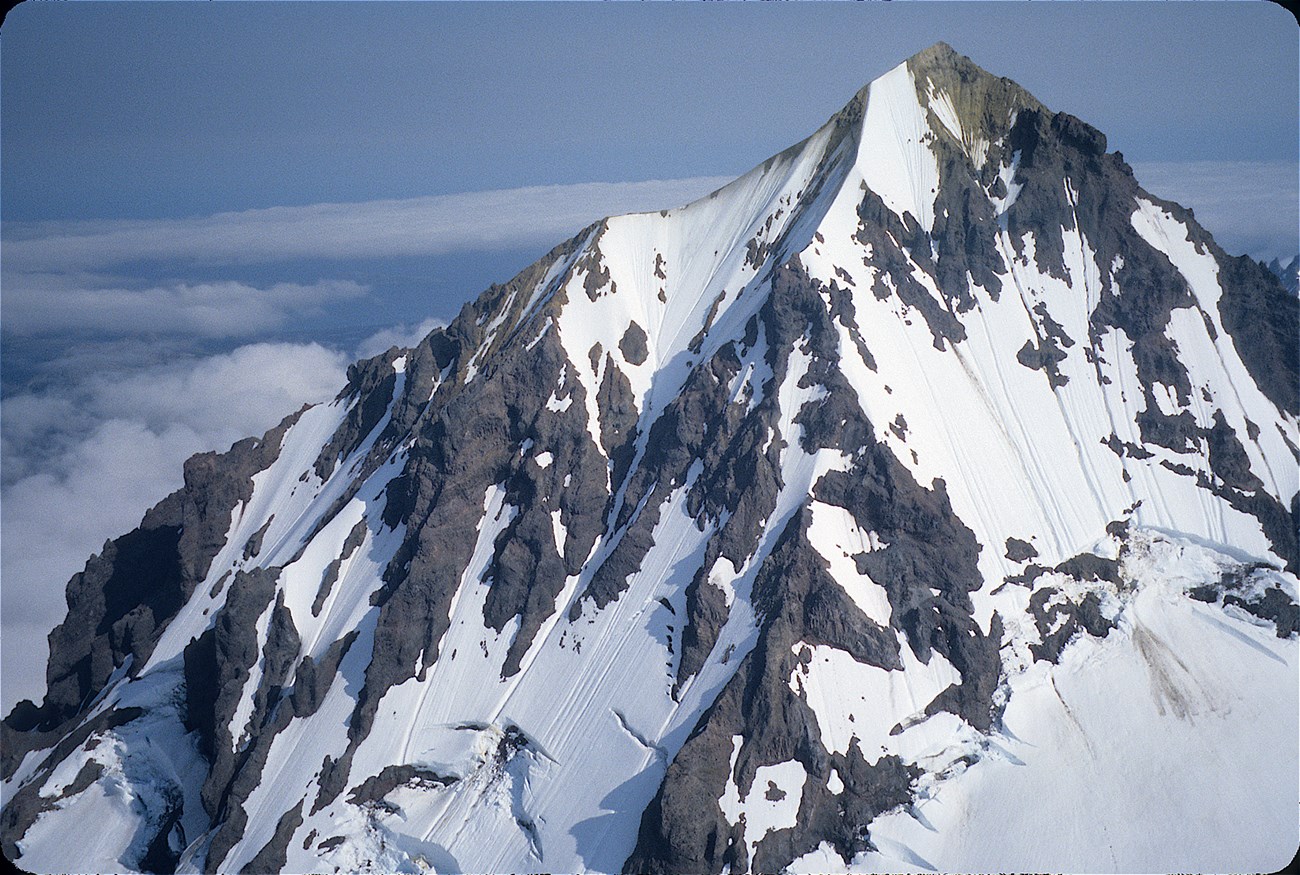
[3,45,1296,875]
[467,45,1060,439]
[906,41,1045,142]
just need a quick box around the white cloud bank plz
[354,316,448,359]
[0,342,353,712]
[2,277,367,337]
[4,165,1292,282]
[1,177,729,348]
[2,177,733,272]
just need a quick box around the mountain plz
[3,42,1297,874]
[1266,254,1299,296]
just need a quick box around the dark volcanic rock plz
[855,187,966,350]
[1016,337,1069,387]
[312,519,369,617]
[1225,587,1300,639]
[619,321,650,365]
[1054,552,1119,584]
[1207,410,1264,493]
[314,353,400,481]
[626,514,918,875]
[1016,302,1075,387]
[597,354,641,496]
[240,798,306,875]
[1190,562,1300,639]
[182,627,220,760]
[291,631,360,719]
[201,566,285,818]
[1028,588,1116,663]
[483,495,569,679]
[348,764,458,811]
[628,257,999,875]
[1216,253,1300,416]
[1005,537,1038,562]
[242,514,274,561]
[5,409,302,757]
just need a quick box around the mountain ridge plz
[3,42,1297,874]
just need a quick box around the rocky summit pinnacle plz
[3,45,1297,875]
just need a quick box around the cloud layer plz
[0,342,352,711]
[1130,160,1298,261]
[2,277,367,337]
[5,165,1293,283]
[354,316,448,359]
[2,177,733,272]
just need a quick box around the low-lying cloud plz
[1,341,352,712]
[4,166,1293,284]
[354,316,448,359]
[2,276,367,338]
[2,177,733,272]
[1130,160,1298,261]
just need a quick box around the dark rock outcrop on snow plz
[2,410,303,781]
[4,41,1296,875]
[627,258,1001,874]
[1217,254,1299,417]
[1188,562,1300,639]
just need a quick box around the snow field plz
[718,735,807,864]
[790,639,961,763]
[19,677,209,874]
[806,501,892,626]
[803,165,1285,640]
[857,61,941,233]
[850,532,1299,873]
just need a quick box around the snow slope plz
[3,42,1296,875]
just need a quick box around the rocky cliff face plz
[3,43,1297,875]
[1266,254,1300,296]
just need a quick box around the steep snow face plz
[856,60,942,234]
[547,98,857,456]
[4,43,1297,875]
[795,54,1297,592]
[802,183,1289,616]
[792,531,1299,875]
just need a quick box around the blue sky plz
[1,1,1297,711]
[2,1,1295,349]
[4,2,1297,221]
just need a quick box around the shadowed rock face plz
[3,43,1297,875]
[2,410,303,781]
[1216,253,1300,416]
[626,259,1004,875]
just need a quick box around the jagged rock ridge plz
[1266,254,1299,296]
[3,42,1297,875]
